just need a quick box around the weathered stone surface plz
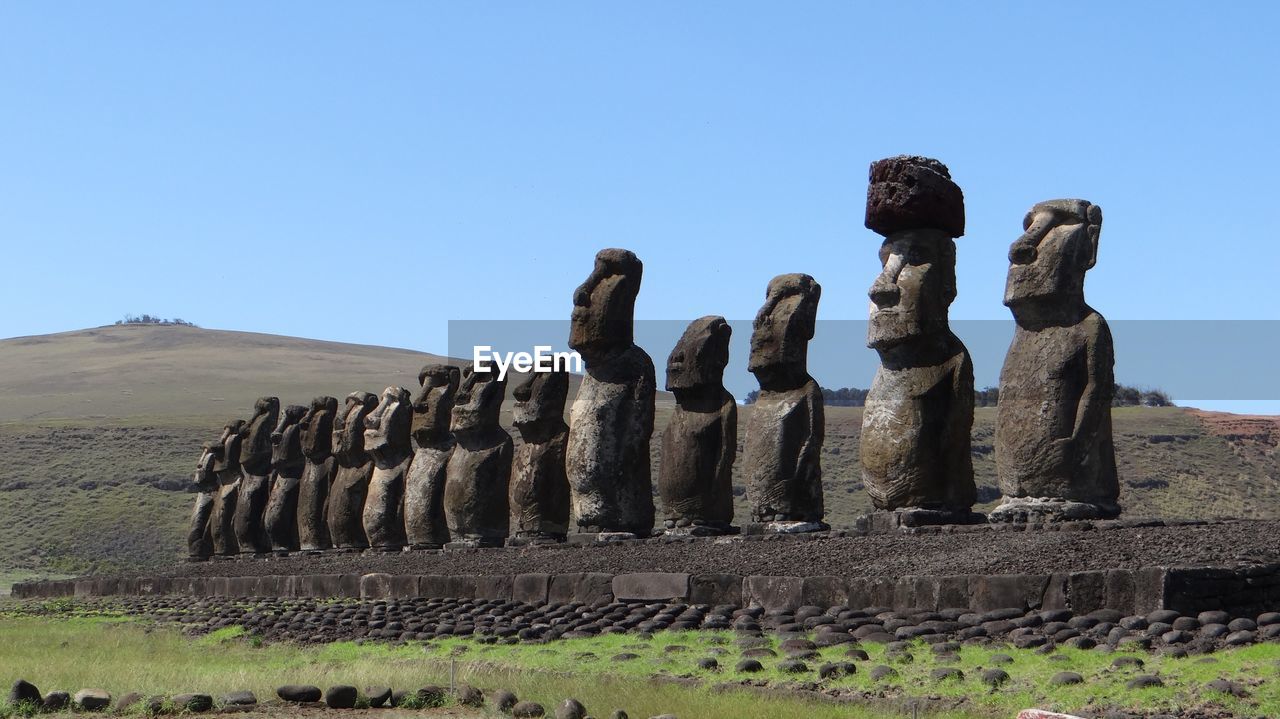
[187,439,219,559]
[743,575,804,611]
[8,679,41,706]
[359,573,393,600]
[659,316,736,533]
[861,156,975,518]
[444,367,512,546]
[865,155,964,238]
[276,685,321,703]
[690,574,743,606]
[73,689,111,711]
[327,392,378,549]
[363,386,413,549]
[264,404,307,551]
[510,370,570,541]
[612,573,691,602]
[566,248,656,536]
[992,199,1119,523]
[514,573,552,604]
[548,572,613,604]
[324,686,358,709]
[173,693,213,712]
[296,396,338,551]
[220,691,257,706]
[406,365,458,549]
[42,692,69,711]
[208,419,245,555]
[742,274,825,527]
[233,397,279,553]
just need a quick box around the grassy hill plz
[2,324,1278,587]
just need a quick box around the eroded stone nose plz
[1009,237,1038,264]
[868,274,900,308]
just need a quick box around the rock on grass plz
[276,685,322,703]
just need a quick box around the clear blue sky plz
[3,3,1278,410]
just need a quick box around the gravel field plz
[159,519,1280,580]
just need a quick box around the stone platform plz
[13,519,1280,617]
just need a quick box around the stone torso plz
[743,379,824,523]
[405,441,453,548]
[658,393,736,527]
[510,425,570,539]
[565,345,656,535]
[296,455,335,550]
[444,432,513,542]
[996,312,1117,503]
[328,456,374,549]
[363,453,411,548]
[860,346,975,510]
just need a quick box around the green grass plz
[410,627,1280,718]
[0,616,986,719]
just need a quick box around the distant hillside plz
[0,324,459,422]
[1,324,1278,589]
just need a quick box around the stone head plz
[450,366,506,434]
[866,231,957,350]
[512,369,569,429]
[748,274,820,387]
[300,396,338,461]
[1004,199,1102,309]
[210,419,245,473]
[667,315,732,393]
[195,435,220,489]
[250,396,280,424]
[864,156,964,352]
[569,248,643,363]
[364,386,413,455]
[332,391,378,460]
[270,404,308,469]
[412,364,460,444]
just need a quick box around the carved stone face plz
[667,315,731,392]
[300,396,338,461]
[1004,199,1101,308]
[569,248,643,363]
[210,419,245,473]
[412,365,460,444]
[332,391,378,460]
[364,386,413,455]
[450,367,506,434]
[195,439,219,489]
[512,370,568,429]
[748,274,820,378]
[866,231,955,350]
[270,404,308,469]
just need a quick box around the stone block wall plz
[13,564,1279,616]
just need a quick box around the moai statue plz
[742,275,826,532]
[327,391,378,549]
[362,386,413,549]
[208,419,245,556]
[992,200,1119,521]
[509,370,570,543]
[263,404,307,551]
[233,396,280,553]
[659,316,737,535]
[405,365,459,549]
[187,442,219,560]
[859,156,979,527]
[296,396,338,551]
[565,248,656,537]
[443,367,513,547]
